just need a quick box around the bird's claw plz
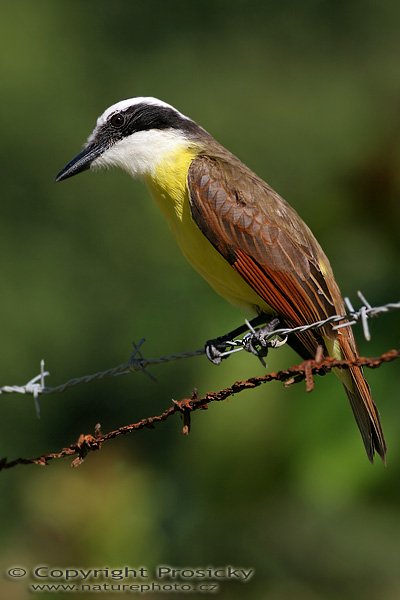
[242,333,269,360]
[205,317,284,367]
[205,337,232,365]
[242,317,281,366]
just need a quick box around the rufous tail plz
[340,335,386,462]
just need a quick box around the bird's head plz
[56,97,204,182]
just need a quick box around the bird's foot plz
[205,335,236,365]
[205,315,284,366]
[242,317,281,366]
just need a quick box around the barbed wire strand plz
[0,293,398,406]
[0,349,398,471]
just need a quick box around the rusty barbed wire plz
[0,349,398,472]
[0,294,399,410]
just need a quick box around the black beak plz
[55,142,107,182]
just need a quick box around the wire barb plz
[129,339,157,382]
[0,360,49,417]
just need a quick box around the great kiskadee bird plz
[56,97,386,461]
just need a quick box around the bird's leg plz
[205,314,271,365]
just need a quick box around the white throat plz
[91,128,190,178]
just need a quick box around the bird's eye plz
[110,113,125,127]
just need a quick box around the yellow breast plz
[145,147,272,313]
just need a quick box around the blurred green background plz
[1,1,399,598]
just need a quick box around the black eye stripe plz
[113,104,200,137]
[95,103,204,147]
[122,105,182,133]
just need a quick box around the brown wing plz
[188,154,342,357]
[188,153,386,461]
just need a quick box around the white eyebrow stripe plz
[96,97,190,127]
